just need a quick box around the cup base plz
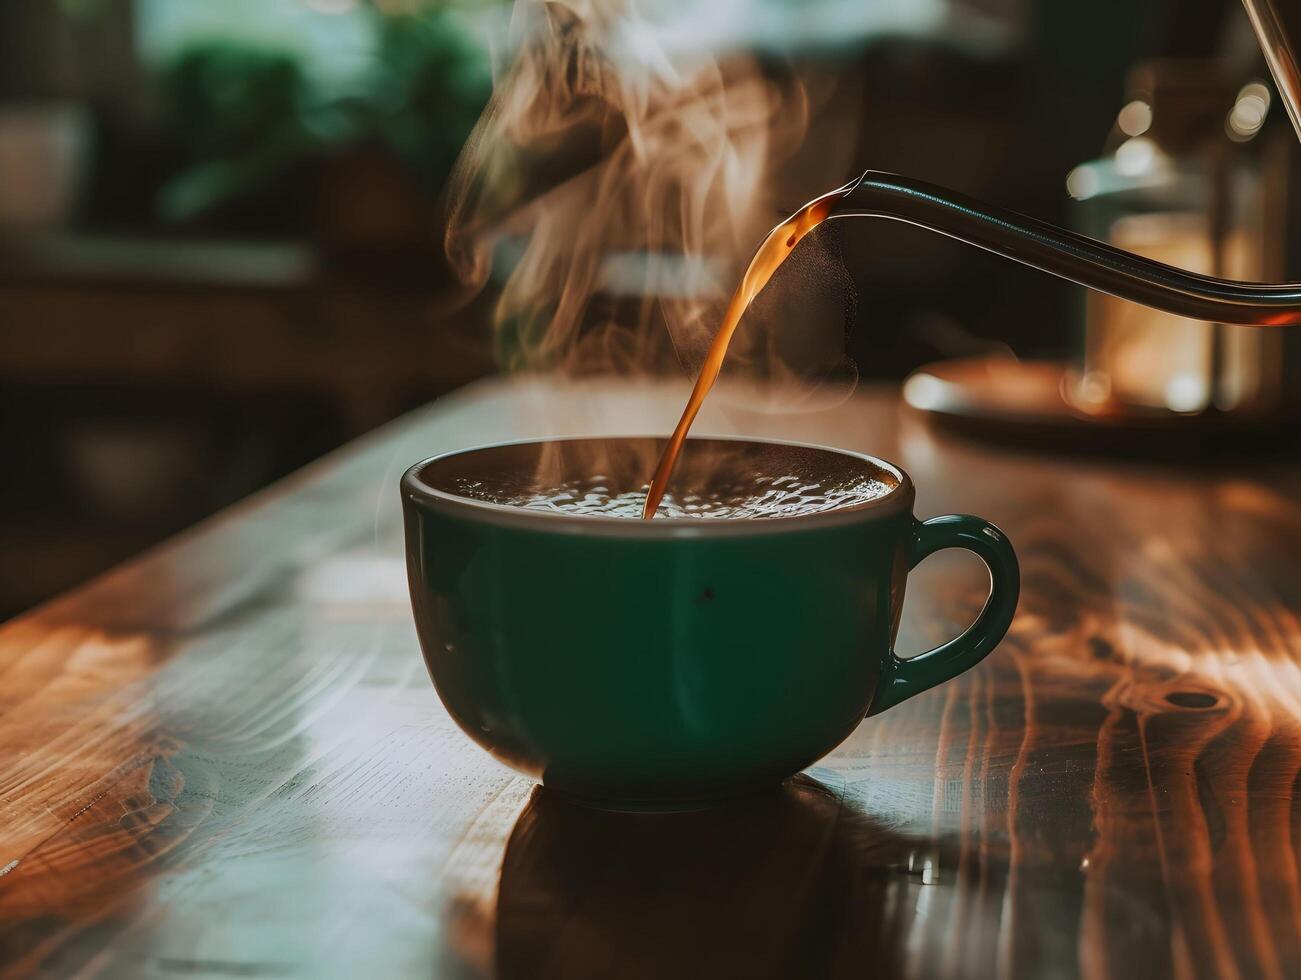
[540,779,789,813]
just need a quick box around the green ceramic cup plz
[402,436,1018,809]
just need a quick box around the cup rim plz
[401,435,914,538]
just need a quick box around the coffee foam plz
[426,438,898,520]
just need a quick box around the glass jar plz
[1066,62,1284,416]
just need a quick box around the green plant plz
[368,9,493,194]
[156,5,490,221]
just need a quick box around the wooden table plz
[2,378,1299,979]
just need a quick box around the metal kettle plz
[826,0,1301,331]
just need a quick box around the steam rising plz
[444,0,857,403]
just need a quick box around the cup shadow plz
[495,774,927,980]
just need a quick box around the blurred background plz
[2,0,1296,618]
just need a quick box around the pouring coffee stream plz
[641,169,1301,518]
[640,182,851,519]
[645,0,1301,516]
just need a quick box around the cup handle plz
[867,515,1019,717]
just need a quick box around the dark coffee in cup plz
[425,437,899,520]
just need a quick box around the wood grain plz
[1,377,1298,978]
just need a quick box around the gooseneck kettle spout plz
[828,171,1301,327]
[824,0,1301,329]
